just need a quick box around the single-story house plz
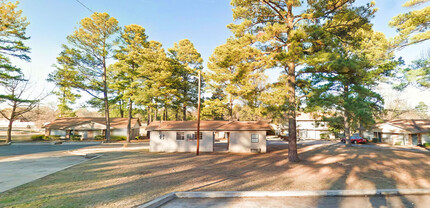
[370,119,430,146]
[146,120,271,153]
[43,117,141,140]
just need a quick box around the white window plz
[191,132,203,140]
[176,132,184,140]
[251,134,259,143]
[159,133,165,140]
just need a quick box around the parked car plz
[340,136,367,144]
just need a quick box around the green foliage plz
[94,135,126,141]
[201,99,228,120]
[304,28,398,135]
[372,138,379,143]
[424,143,430,148]
[0,0,30,87]
[111,135,126,141]
[320,133,330,140]
[206,37,266,120]
[395,141,403,146]
[94,135,104,140]
[390,0,430,47]
[70,135,82,141]
[168,39,203,120]
[31,135,46,141]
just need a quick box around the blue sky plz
[14,0,430,108]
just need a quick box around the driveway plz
[0,143,100,193]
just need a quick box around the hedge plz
[31,134,46,141]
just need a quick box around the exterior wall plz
[150,131,213,152]
[50,130,67,136]
[229,131,266,153]
[422,134,430,144]
[111,128,140,138]
[112,128,127,136]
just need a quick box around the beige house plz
[276,113,334,139]
[147,120,271,153]
[371,119,430,146]
[43,117,141,140]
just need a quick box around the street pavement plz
[0,143,99,158]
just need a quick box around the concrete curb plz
[138,193,176,208]
[138,189,430,208]
[0,142,11,146]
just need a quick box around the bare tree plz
[0,79,41,143]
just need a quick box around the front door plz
[412,134,418,145]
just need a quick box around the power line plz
[75,0,94,13]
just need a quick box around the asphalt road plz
[0,143,98,158]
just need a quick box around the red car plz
[341,136,367,144]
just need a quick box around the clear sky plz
[13,0,430,109]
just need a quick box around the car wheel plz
[353,141,357,144]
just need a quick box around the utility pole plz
[196,70,201,155]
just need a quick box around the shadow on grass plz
[0,142,429,207]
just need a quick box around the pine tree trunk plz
[103,58,111,143]
[344,85,352,147]
[287,62,300,162]
[344,110,352,147]
[175,110,179,121]
[119,100,124,118]
[6,119,13,143]
[229,96,233,121]
[147,106,151,125]
[126,98,132,143]
[165,108,168,121]
[183,104,186,121]
[154,107,158,121]
[5,103,17,143]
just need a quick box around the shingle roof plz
[375,119,430,133]
[43,117,141,130]
[146,120,271,131]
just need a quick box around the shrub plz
[31,135,46,141]
[320,133,329,140]
[424,143,430,148]
[70,135,82,141]
[372,138,379,143]
[94,135,105,140]
[111,135,126,141]
[395,141,402,146]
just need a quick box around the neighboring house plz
[0,118,37,131]
[371,119,430,146]
[146,120,271,153]
[43,117,141,140]
[276,113,334,139]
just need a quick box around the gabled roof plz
[146,120,271,131]
[374,119,430,133]
[43,117,141,130]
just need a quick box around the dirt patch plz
[0,143,429,207]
